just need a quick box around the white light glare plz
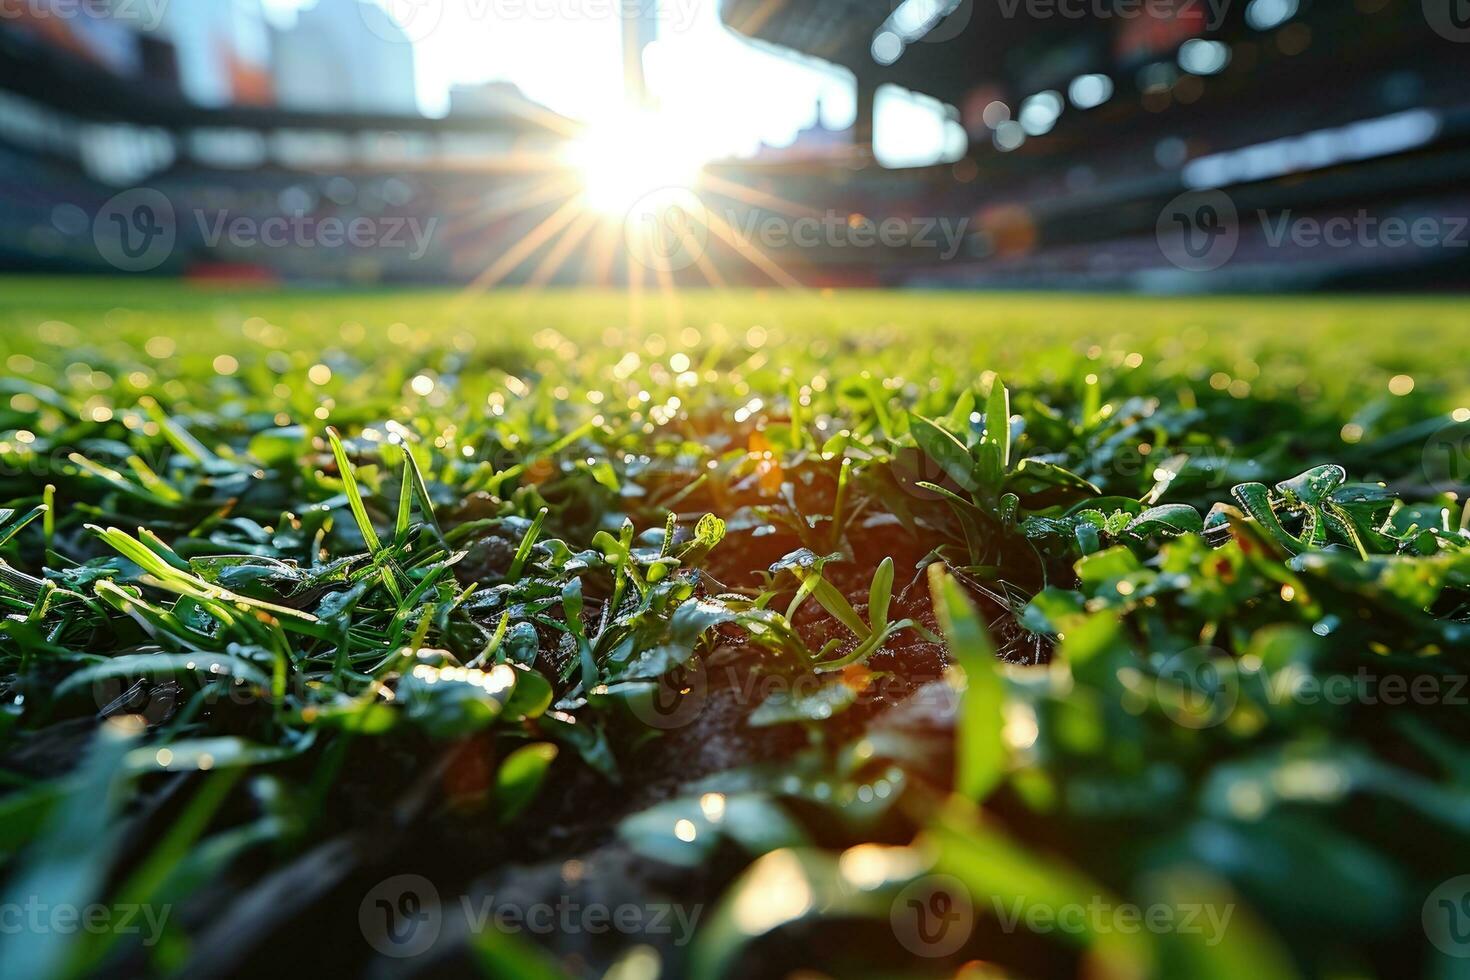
[872,30,904,65]
[1018,91,1063,136]
[1245,0,1299,31]
[994,121,1025,151]
[888,0,964,40]
[566,113,709,215]
[1178,39,1230,75]
[873,0,964,64]
[1182,109,1442,189]
[1068,74,1114,109]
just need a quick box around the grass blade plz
[928,564,1004,803]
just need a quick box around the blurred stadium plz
[2,0,1468,290]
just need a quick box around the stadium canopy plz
[718,0,1257,116]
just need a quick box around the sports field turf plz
[0,279,1467,978]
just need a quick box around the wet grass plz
[0,279,1467,979]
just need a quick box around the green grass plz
[0,278,1467,979]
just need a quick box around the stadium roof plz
[720,0,881,71]
[720,0,1128,104]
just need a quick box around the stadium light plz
[1018,91,1063,136]
[872,31,904,65]
[1178,39,1231,75]
[1182,109,1442,188]
[1068,74,1114,110]
[1245,0,1299,31]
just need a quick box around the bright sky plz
[260,0,858,160]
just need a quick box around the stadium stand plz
[1,0,1466,288]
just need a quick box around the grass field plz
[1,279,1468,979]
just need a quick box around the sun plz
[566,112,710,215]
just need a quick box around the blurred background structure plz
[2,0,1468,289]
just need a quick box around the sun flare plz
[567,112,711,215]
